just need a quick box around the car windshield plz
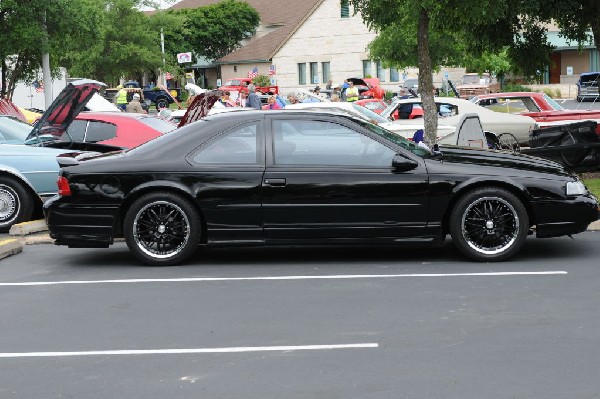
[351,104,389,123]
[542,94,565,111]
[138,116,177,134]
[0,115,32,143]
[357,119,431,158]
[225,79,242,86]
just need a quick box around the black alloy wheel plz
[124,192,200,266]
[560,132,588,167]
[450,187,529,261]
[0,177,34,232]
[155,98,169,110]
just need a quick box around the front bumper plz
[43,195,120,248]
[533,193,599,238]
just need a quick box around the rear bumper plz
[533,194,599,238]
[43,195,120,248]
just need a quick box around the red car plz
[470,92,600,134]
[66,112,176,149]
[355,98,388,114]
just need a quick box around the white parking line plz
[0,271,567,287]
[0,343,379,359]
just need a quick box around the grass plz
[581,173,600,199]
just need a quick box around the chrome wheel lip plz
[132,200,190,259]
[461,196,519,256]
[0,184,19,224]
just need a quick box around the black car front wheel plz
[124,192,200,266]
[0,177,34,232]
[155,98,169,110]
[450,188,529,262]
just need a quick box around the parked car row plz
[2,82,598,266]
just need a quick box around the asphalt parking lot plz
[1,233,600,398]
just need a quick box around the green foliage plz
[252,75,271,87]
[0,0,102,98]
[503,83,532,92]
[162,0,260,62]
[384,90,395,101]
[463,48,512,80]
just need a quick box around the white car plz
[285,101,456,140]
[381,96,538,145]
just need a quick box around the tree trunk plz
[417,8,438,145]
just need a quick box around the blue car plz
[0,79,110,231]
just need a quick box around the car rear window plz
[86,121,117,142]
[579,73,600,85]
[138,117,177,134]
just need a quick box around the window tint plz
[65,119,87,142]
[0,116,32,142]
[191,122,258,164]
[272,119,395,167]
[85,121,117,142]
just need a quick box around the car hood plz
[26,79,106,141]
[435,146,569,176]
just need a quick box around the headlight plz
[566,181,587,196]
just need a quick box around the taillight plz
[57,176,71,196]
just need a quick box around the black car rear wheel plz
[450,188,528,261]
[0,177,34,232]
[155,98,169,110]
[124,192,200,266]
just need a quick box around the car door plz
[261,114,431,242]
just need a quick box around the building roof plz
[170,0,325,64]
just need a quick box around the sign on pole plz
[177,52,192,63]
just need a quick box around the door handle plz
[264,178,286,187]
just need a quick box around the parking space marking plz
[0,343,379,359]
[0,271,567,287]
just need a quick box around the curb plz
[9,219,48,236]
[0,238,24,261]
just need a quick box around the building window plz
[298,63,306,85]
[322,62,331,84]
[341,0,350,18]
[390,68,399,82]
[310,62,319,85]
[376,60,386,82]
[362,60,372,78]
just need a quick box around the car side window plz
[85,121,117,142]
[65,120,88,142]
[191,122,258,164]
[272,119,396,167]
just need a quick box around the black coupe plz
[44,110,599,265]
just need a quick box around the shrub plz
[541,88,555,98]
[503,83,531,92]
[252,75,271,87]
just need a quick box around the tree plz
[0,0,101,99]
[349,0,554,144]
[60,0,165,85]
[162,0,260,62]
[542,0,600,54]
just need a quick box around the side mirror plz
[392,154,419,172]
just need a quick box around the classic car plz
[470,92,600,134]
[381,97,538,145]
[355,98,388,114]
[285,101,456,140]
[1,79,168,231]
[44,109,598,266]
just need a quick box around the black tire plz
[560,132,588,167]
[124,192,200,266]
[155,98,169,110]
[576,96,582,103]
[0,176,34,232]
[497,133,521,153]
[449,187,529,262]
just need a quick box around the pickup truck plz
[219,77,279,95]
[105,81,183,110]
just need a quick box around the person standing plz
[246,84,262,109]
[125,93,146,113]
[345,81,359,102]
[236,91,248,107]
[115,85,128,111]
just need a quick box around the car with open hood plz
[44,108,598,265]
[1,79,163,231]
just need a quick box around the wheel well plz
[0,172,44,219]
[116,187,207,243]
[441,182,534,235]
